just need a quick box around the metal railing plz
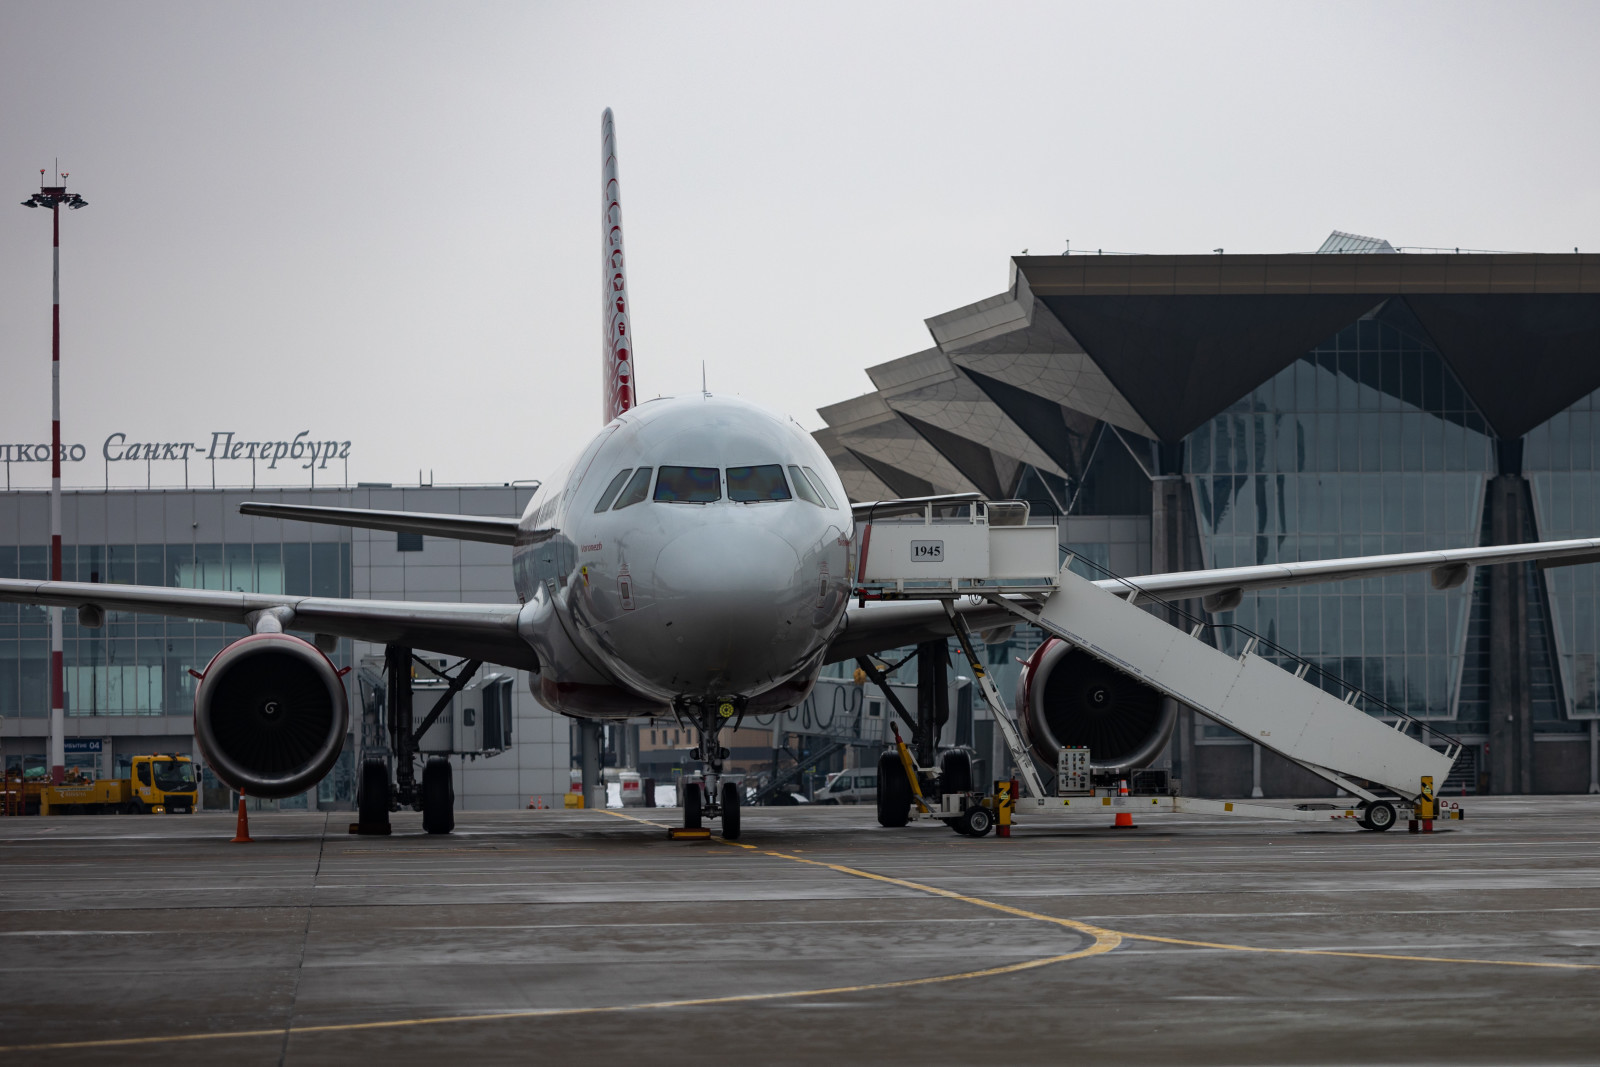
[1061,550,1465,760]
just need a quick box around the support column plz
[1590,719,1598,795]
[1488,473,1532,795]
[914,640,949,770]
[384,645,415,804]
[1152,462,1203,791]
[580,721,602,809]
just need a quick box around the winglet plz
[602,108,636,423]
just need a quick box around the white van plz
[817,769,877,805]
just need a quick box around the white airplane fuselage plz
[512,394,853,720]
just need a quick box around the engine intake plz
[1016,638,1176,774]
[194,632,349,799]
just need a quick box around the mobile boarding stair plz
[856,500,1462,832]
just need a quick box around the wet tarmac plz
[2,796,1598,1065]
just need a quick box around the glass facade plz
[1525,386,1600,721]
[1186,313,1494,719]
[0,540,350,717]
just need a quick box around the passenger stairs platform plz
[856,502,1460,805]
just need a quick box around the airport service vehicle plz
[40,755,198,815]
[817,769,878,805]
[5,111,1600,840]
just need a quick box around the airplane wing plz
[1094,536,1600,610]
[237,502,520,545]
[0,578,535,670]
[831,535,1600,659]
[827,597,1016,663]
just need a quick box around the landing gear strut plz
[679,697,746,840]
[352,644,480,836]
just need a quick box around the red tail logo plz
[602,109,635,423]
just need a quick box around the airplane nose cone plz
[642,525,811,694]
[656,525,801,601]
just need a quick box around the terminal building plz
[818,234,1600,797]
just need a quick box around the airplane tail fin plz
[602,108,636,423]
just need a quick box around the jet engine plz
[193,633,349,799]
[1015,638,1176,774]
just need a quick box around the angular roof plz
[816,249,1600,500]
[1317,230,1397,254]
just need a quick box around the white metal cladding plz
[863,523,989,583]
[1018,565,1458,800]
[859,518,1059,587]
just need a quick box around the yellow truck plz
[40,755,200,815]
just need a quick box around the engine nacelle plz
[1015,638,1176,775]
[193,632,350,799]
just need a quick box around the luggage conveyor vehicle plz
[854,500,1465,835]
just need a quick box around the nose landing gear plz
[676,697,746,840]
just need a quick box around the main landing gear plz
[677,697,746,840]
[352,644,479,837]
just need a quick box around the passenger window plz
[801,467,839,509]
[593,469,634,512]
[788,465,824,507]
[136,763,151,786]
[654,466,721,503]
[727,464,791,502]
[612,467,653,510]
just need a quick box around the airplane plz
[8,109,1600,839]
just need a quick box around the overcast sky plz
[3,1,1597,491]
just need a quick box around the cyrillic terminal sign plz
[1,432,352,471]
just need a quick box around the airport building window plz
[727,464,791,502]
[654,465,721,503]
[1186,315,1493,719]
[396,532,424,552]
[612,467,652,509]
[0,539,351,717]
[594,469,634,512]
[1524,387,1600,722]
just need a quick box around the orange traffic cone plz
[1112,778,1136,829]
[232,793,253,843]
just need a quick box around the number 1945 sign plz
[910,540,944,561]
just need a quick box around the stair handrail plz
[1059,552,1466,753]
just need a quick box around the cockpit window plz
[727,465,791,502]
[801,467,840,509]
[594,469,634,512]
[788,465,824,507]
[612,467,652,509]
[654,466,721,503]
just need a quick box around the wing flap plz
[238,502,520,545]
[1099,536,1600,604]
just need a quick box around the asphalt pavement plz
[2,796,1598,1065]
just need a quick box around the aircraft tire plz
[421,757,454,835]
[939,748,975,795]
[876,750,911,828]
[684,781,702,829]
[721,781,741,840]
[358,760,391,829]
